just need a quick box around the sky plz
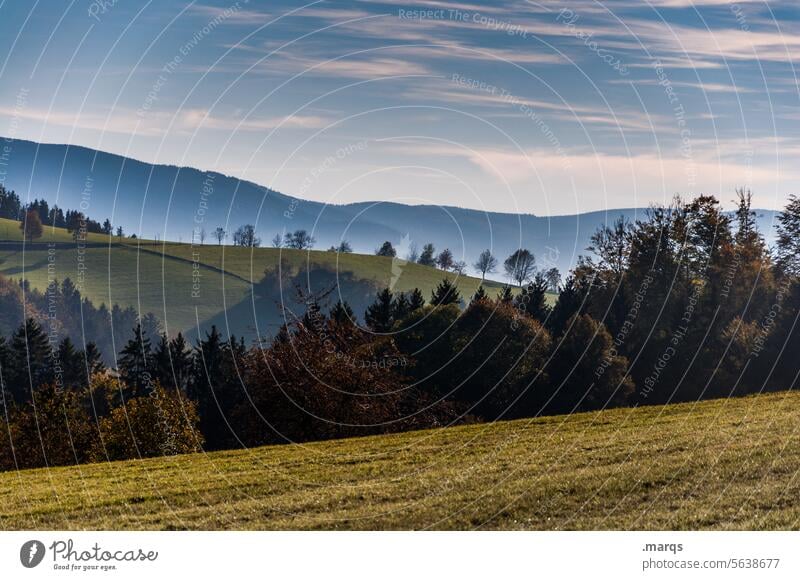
[0,0,798,215]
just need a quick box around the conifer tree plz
[472,285,488,303]
[408,288,425,311]
[392,292,410,320]
[365,288,394,332]
[118,323,153,396]
[8,318,52,401]
[431,278,460,306]
[330,300,355,326]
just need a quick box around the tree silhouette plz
[417,243,436,266]
[20,210,43,241]
[375,241,396,257]
[431,278,460,306]
[473,249,498,280]
[365,288,394,332]
[504,249,536,286]
[436,248,454,271]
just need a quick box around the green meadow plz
[0,217,515,338]
[1,391,798,530]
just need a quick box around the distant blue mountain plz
[0,137,780,275]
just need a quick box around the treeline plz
[3,190,800,472]
[547,190,800,404]
[0,186,123,238]
[0,275,150,365]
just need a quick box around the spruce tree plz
[417,243,436,266]
[548,276,584,336]
[330,301,354,326]
[497,285,514,304]
[431,279,460,306]
[392,292,410,320]
[191,325,225,443]
[56,337,82,388]
[153,334,173,389]
[118,323,153,396]
[472,285,488,303]
[408,288,425,311]
[83,342,105,378]
[515,273,551,322]
[365,288,394,332]
[9,319,52,401]
[169,333,193,393]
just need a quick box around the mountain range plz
[0,137,780,276]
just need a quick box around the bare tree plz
[199,227,206,245]
[233,224,261,247]
[271,233,283,248]
[504,249,536,286]
[283,229,315,250]
[473,249,498,280]
[214,227,226,245]
[436,248,454,271]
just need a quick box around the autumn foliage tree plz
[20,209,43,241]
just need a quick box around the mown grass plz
[1,391,798,530]
[0,217,116,244]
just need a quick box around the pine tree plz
[191,326,225,445]
[775,194,800,277]
[8,319,52,401]
[472,285,488,303]
[169,333,193,392]
[392,292,410,320]
[497,285,514,304]
[83,342,105,377]
[431,279,460,306]
[548,276,584,336]
[365,288,394,332]
[375,241,396,257]
[408,288,425,311]
[56,337,82,388]
[118,323,153,396]
[330,301,354,326]
[515,272,550,322]
[153,334,173,390]
[417,243,436,266]
[272,324,290,346]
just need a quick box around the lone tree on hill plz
[473,249,498,280]
[214,227,227,245]
[417,243,436,266]
[436,248,454,271]
[20,209,43,241]
[375,241,396,257]
[504,248,536,286]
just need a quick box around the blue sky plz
[0,0,798,214]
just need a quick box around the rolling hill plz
[1,390,798,530]
[0,137,781,276]
[0,217,511,341]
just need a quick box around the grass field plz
[0,217,523,338]
[2,391,798,530]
